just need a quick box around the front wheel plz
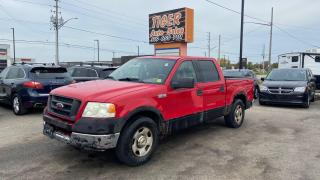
[115,116,159,166]
[224,99,245,128]
[303,94,310,108]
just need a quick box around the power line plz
[0,38,137,54]
[64,26,148,43]
[10,0,51,7]
[274,25,320,48]
[204,0,268,23]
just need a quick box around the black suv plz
[67,65,118,82]
[0,63,73,115]
[223,69,260,99]
[259,68,316,108]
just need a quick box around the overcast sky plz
[0,0,319,64]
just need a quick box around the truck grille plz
[268,87,294,94]
[49,95,81,121]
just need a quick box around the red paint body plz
[50,56,254,123]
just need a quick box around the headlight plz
[259,85,268,91]
[82,102,116,118]
[294,87,306,93]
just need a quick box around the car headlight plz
[259,85,268,91]
[294,87,306,93]
[82,102,116,118]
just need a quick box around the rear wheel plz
[115,116,159,166]
[224,99,245,128]
[12,94,28,115]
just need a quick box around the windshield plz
[223,70,245,77]
[266,69,307,81]
[109,58,176,84]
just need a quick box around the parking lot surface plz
[0,101,320,180]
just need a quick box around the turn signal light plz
[23,81,44,89]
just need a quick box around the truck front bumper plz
[43,122,120,151]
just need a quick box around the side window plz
[196,61,220,82]
[72,68,87,77]
[17,68,25,79]
[87,68,98,77]
[292,56,299,62]
[6,68,20,79]
[172,61,197,82]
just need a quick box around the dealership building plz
[0,44,35,72]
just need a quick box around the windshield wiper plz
[118,77,143,83]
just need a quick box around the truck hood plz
[51,80,154,101]
[263,80,307,88]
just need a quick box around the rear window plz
[196,61,220,82]
[70,68,98,78]
[30,67,69,79]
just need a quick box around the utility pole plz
[137,45,140,56]
[11,28,16,64]
[54,0,59,65]
[95,40,100,62]
[261,44,265,70]
[50,0,77,65]
[239,0,245,69]
[218,34,221,61]
[207,32,211,57]
[268,7,274,71]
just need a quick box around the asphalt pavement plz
[0,100,320,180]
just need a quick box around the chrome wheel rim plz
[13,97,20,113]
[234,105,243,124]
[132,127,153,157]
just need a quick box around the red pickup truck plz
[43,56,254,166]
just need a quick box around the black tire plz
[254,87,259,99]
[12,94,28,115]
[310,92,315,102]
[259,99,266,106]
[224,99,245,128]
[115,116,159,166]
[302,94,310,108]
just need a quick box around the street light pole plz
[10,28,16,64]
[94,40,100,62]
[54,0,59,65]
[239,0,245,69]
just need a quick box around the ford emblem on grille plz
[56,103,64,109]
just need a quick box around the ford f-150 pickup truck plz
[43,56,254,166]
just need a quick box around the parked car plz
[223,69,260,99]
[0,63,74,115]
[67,65,118,82]
[259,68,316,108]
[43,56,254,166]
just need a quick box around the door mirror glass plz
[171,77,195,89]
[261,77,265,81]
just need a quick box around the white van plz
[278,52,320,89]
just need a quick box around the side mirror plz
[171,77,195,89]
[261,77,265,81]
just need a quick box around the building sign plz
[149,8,194,44]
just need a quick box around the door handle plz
[219,86,225,92]
[197,89,203,96]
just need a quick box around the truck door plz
[165,61,203,122]
[194,60,226,121]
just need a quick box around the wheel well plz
[233,94,247,107]
[123,110,163,131]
